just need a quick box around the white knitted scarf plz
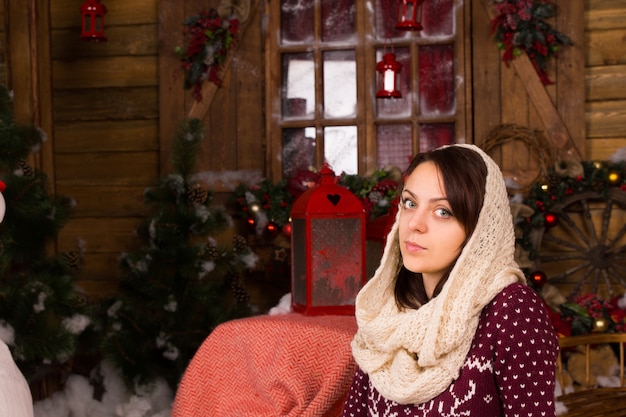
[351,144,526,405]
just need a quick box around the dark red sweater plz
[341,283,558,417]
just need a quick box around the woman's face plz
[398,161,467,287]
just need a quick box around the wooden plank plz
[234,1,264,171]
[55,151,159,186]
[556,0,586,160]
[51,0,157,29]
[586,64,626,101]
[158,0,187,173]
[587,138,626,161]
[56,185,148,217]
[586,99,626,138]
[585,0,626,31]
[471,0,502,147]
[51,25,158,59]
[52,87,158,121]
[58,217,144,253]
[586,29,626,67]
[53,56,158,89]
[55,119,159,153]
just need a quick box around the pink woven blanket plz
[172,313,357,417]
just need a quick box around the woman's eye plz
[401,198,416,209]
[434,207,453,218]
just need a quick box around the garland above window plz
[490,0,572,84]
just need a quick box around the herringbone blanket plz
[172,313,357,417]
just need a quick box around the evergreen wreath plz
[490,0,572,84]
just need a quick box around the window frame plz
[264,0,471,180]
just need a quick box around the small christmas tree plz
[102,118,255,390]
[0,85,91,380]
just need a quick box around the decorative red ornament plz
[0,180,5,192]
[530,270,547,287]
[265,221,280,238]
[281,222,292,238]
[544,212,558,228]
[80,0,107,42]
[376,53,402,99]
[246,216,256,233]
[396,0,423,31]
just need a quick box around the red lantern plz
[81,0,107,42]
[290,164,367,315]
[396,0,423,31]
[376,53,402,99]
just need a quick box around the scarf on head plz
[350,144,526,405]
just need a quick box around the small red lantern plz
[376,53,402,99]
[290,164,367,315]
[81,0,107,42]
[396,0,423,31]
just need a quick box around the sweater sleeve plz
[0,341,34,417]
[493,284,558,417]
[341,366,370,417]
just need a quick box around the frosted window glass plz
[324,126,358,175]
[324,51,357,118]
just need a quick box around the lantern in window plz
[290,164,367,315]
[396,0,423,31]
[81,0,107,42]
[376,52,402,99]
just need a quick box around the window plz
[266,0,468,179]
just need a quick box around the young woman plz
[342,144,558,417]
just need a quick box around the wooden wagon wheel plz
[532,188,626,298]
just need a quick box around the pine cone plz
[64,250,83,270]
[232,234,248,254]
[17,159,34,177]
[204,244,218,260]
[227,271,250,304]
[590,177,606,193]
[547,173,561,188]
[187,183,208,204]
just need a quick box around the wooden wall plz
[584,0,626,160]
[49,0,160,297]
[1,0,625,301]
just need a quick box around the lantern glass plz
[310,218,363,306]
[396,0,423,31]
[291,218,307,306]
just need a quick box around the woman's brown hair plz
[394,146,488,309]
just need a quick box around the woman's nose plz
[407,208,427,232]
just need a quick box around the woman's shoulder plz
[485,282,550,319]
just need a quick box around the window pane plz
[322,0,356,42]
[419,44,455,116]
[281,0,313,44]
[376,47,411,118]
[377,124,412,171]
[324,50,357,118]
[283,127,316,178]
[422,0,454,38]
[324,126,358,175]
[419,123,455,152]
[282,53,315,119]
[374,0,408,40]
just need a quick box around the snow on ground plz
[33,361,172,417]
